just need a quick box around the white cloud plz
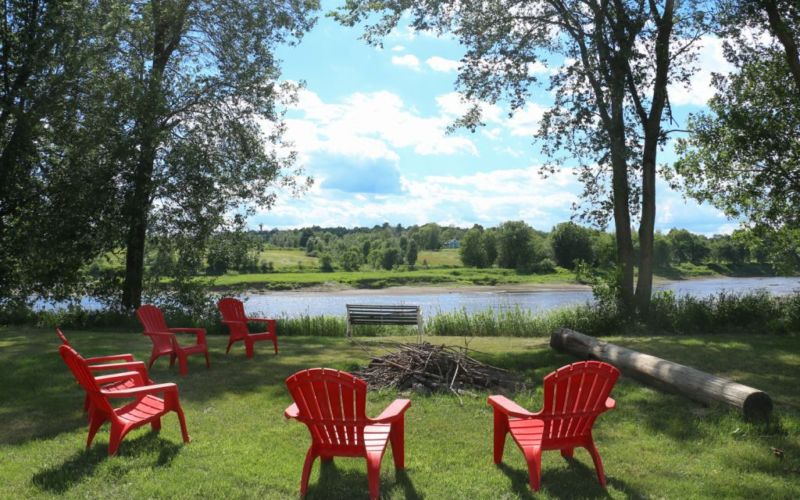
[256,165,582,230]
[482,128,502,140]
[391,54,421,71]
[435,91,503,124]
[391,45,406,52]
[286,88,478,163]
[426,56,461,73]
[507,102,548,136]
[669,35,736,106]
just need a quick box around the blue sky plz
[252,2,738,235]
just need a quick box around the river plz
[240,276,800,318]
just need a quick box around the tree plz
[405,239,419,266]
[339,249,363,271]
[460,227,488,268]
[550,222,594,270]
[667,229,710,264]
[653,233,673,268]
[335,0,708,314]
[0,2,125,302]
[482,230,498,266]
[112,0,317,309]
[496,221,537,270]
[674,56,799,232]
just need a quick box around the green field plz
[1,328,798,498]
[211,266,576,290]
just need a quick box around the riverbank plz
[207,262,785,293]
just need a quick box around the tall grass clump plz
[648,290,800,335]
[426,304,624,338]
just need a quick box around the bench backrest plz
[346,304,420,325]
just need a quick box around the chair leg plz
[390,418,405,469]
[245,339,254,358]
[86,412,105,449]
[148,353,158,369]
[272,337,278,354]
[108,424,127,456]
[366,454,382,500]
[204,350,211,368]
[300,448,316,496]
[492,408,509,464]
[225,338,234,354]
[178,353,188,375]
[151,417,162,433]
[169,353,177,367]
[175,407,191,443]
[561,447,574,459]
[586,440,606,488]
[523,446,543,491]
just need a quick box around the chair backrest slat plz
[540,361,619,443]
[55,327,70,346]
[218,297,247,322]
[136,305,173,351]
[286,368,369,451]
[59,345,114,413]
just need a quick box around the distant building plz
[443,238,460,249]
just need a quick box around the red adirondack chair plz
[59,344,190,455]
[56,328,154,412]
[284,368,411,500]
[136,305,210,375]
[488,361,620,491]
[218,297,278,358]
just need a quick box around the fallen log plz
[550,328,772,421]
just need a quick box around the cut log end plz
[743,392,773,422]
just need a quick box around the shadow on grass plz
[496,456,643,499]
[30,431,183,494]
[304,460,422,499]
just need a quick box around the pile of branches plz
[355,342,524,397]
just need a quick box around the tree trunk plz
[608,112,635,311]
[121,143,157,309]
[634,0,673,315]
[550,328,773,421]
[635,147,656,313]
[763,0,800,93]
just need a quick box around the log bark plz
[550,328,773,421]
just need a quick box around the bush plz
[319,254,334,272]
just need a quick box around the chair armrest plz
[102,383,178,398]
[89,362,151,384]
[488,395,535,419]
[169,327,206,344]
[168,327,205,334]
[371,399,411,424]
[605,397,616,411]
[95,371,145,386]
[248,318,275,324]
[221,320,246,326]
[284,403,300,419]
[84,353,135,363]
[143,330,176,337]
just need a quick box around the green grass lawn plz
[258,248,320,271]
[2,328,798,498]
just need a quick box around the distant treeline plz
[189,221,798,276]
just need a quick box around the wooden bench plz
[345,304,423,339]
